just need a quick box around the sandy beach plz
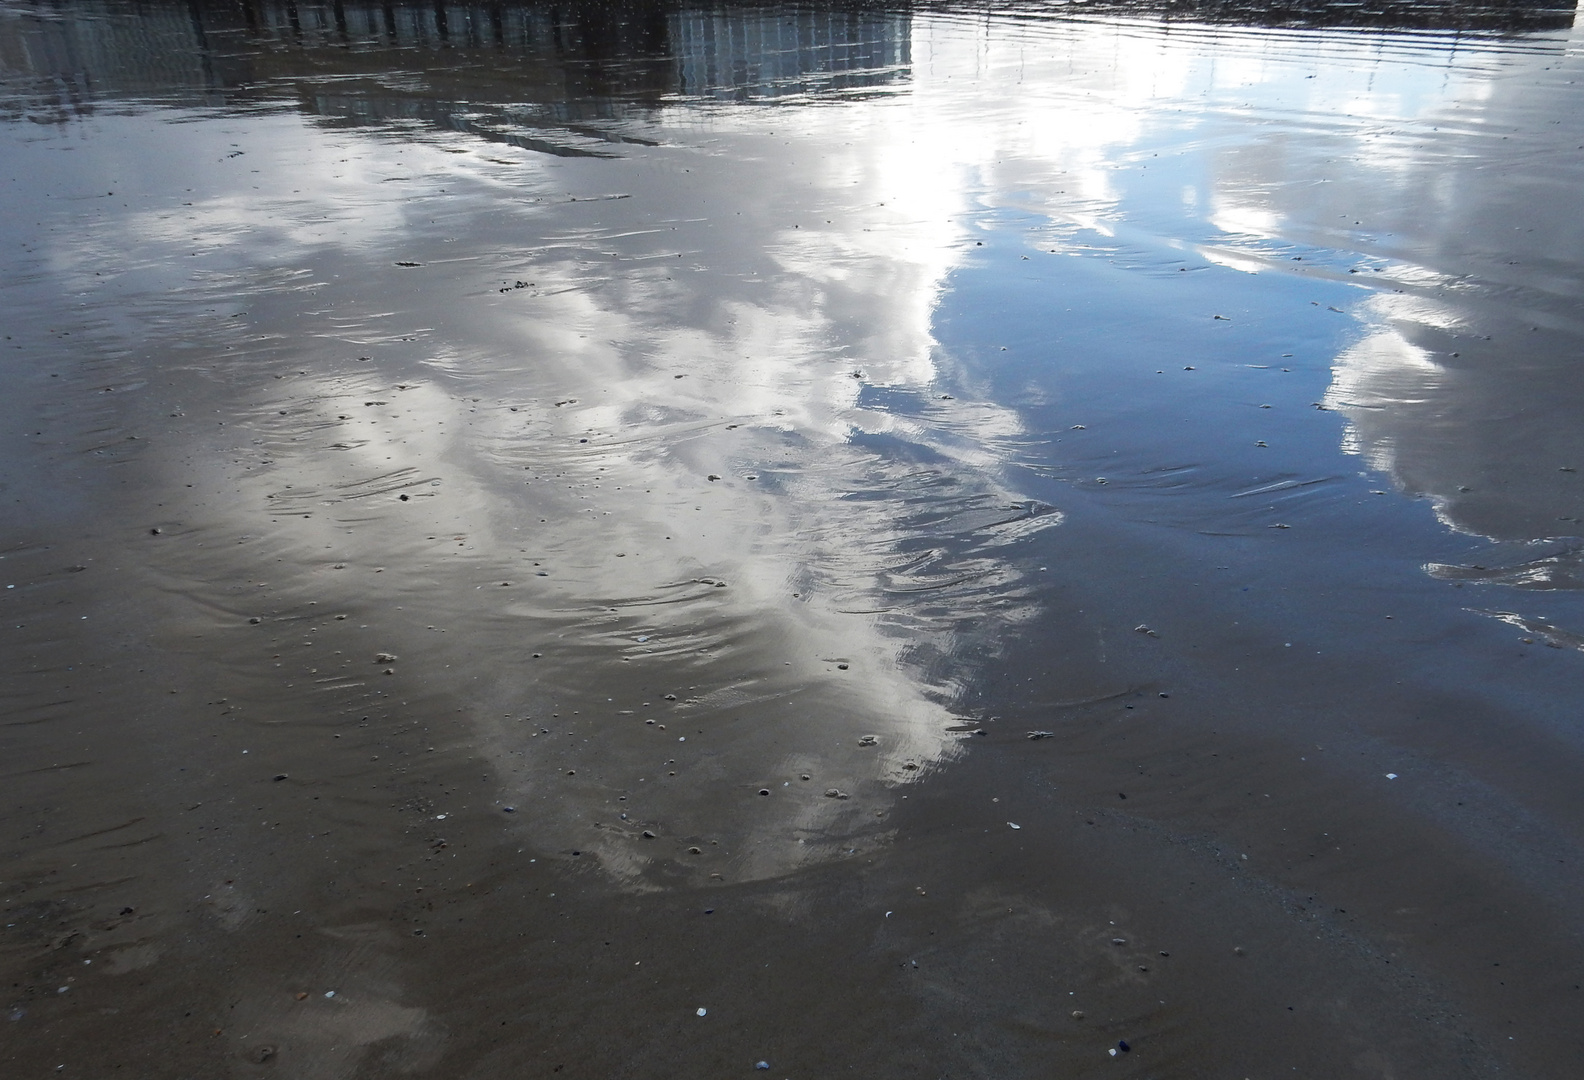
[3,2,1584,1076]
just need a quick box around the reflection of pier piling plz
[0,2,917,119]
[235,2,916,98]
[1,0,1573,126]
[671,8,912,100]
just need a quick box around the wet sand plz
[3,1,1584,1076]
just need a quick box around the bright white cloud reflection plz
[13,4,1584,885]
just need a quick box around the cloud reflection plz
[8,1,1584,892]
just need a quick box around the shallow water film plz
[4,0,1584,1075]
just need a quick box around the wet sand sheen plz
[3,2,1584,1077]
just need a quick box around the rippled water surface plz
[4,1,1584,1076]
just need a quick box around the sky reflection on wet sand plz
[5,2,1584,1076]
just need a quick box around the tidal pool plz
[3,2,1583,1077]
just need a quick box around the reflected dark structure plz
[1,0,1574,128]
[0,1,914,115]
[0,1,916,149]
[671,6,910,99]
